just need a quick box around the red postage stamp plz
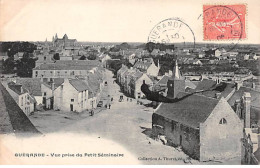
[203,4,246,40]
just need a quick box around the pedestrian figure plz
[111,97,113,102]
[130,98,132,102]
[90,110,94,116]
[127,97,129,101]
[109,104,111,109]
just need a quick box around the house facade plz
[130,73,153,99]
[133,58,160,77]
[4,82,35,116]
[54,78,90,112]
[153,96,243,161]
[32,60,101,80]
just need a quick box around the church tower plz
[167,60,185,98]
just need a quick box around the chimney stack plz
[252,82,255,89]
[235,81,242,90]
[215,92,221,99]
[234,99,242,118]
[51,82,55,96]
[242,92,251,128]
[169,70,173,76]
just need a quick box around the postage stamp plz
[203,4,246,40]
[148,18,195,47]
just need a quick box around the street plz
[29,69,196,164]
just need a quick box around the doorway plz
[70,104,73,111]
[180,135,182,146]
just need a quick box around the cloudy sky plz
[0,0,260,44]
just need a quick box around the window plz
[71,99,74,102]
[44,56,46,61]
[219,118,227,124]
[171,121,176,132]
[43,92,47,96]
[21,97,24,106]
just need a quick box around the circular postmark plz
[148,18,195,47]
[203,5,245,41]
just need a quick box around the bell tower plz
[167,60,185,98]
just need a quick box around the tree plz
[79,56,87,60]
[87,54,97,60]
[53,53,60,60]
[2,57,15,74]
[16,54,36,77]
[100,47,107,53]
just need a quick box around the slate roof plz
[228,86,260,108]
[154,75,171,87]
[16,78,42,96]
[133,58,154,70]
[195,82,236,99]
[33,60,100,70]
[185,80,197,89]
[228,86,260,125]
[69,79,90,92]
[0,82,41,135]
[155,92,219,129]
[195,79,217,91]
[43,78,65,89]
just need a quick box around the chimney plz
[242,92,251,128]
[169,70,173,76]
[234,99,242,118]
[64,78,70,84]
[51,82,55,96]
[235,81,242,90]
[252,82,255,89]
[216,78,220,84]
[215,92,221,99]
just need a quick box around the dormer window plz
[219,118,227,124]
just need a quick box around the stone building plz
[32,60,101,80]
[152,61,244,161]
[133,58,160,77]
[52,33,77,49]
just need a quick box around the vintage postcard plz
[0,0,260,165]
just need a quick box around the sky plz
[0,0,260,44]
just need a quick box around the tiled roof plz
[155,92,219,129]
[0,82,41,135]
[16,78,42,96]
